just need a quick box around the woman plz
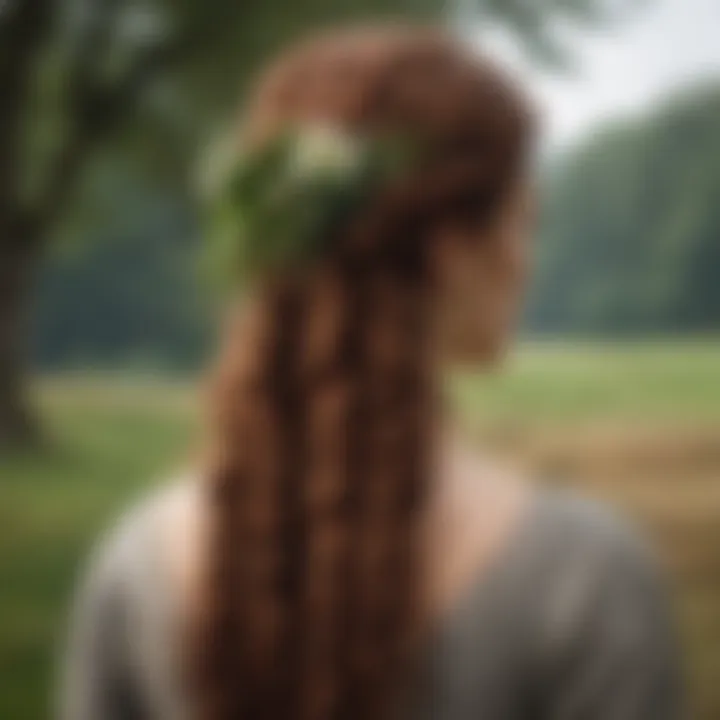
[60,26,680,720]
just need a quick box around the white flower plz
[289,125,366,179]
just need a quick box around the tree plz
[526,82,720,336]
[0,0,633,447]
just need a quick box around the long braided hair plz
[193,26,533,720]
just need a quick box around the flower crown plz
[204,125,420,285]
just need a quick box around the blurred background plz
[1,0,719,718]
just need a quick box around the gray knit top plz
[58,479,681,720]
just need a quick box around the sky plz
[478,0,720,151]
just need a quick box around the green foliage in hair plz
[204,126,421,286]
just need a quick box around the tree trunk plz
[0,237,39,449]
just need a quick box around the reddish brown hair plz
[194,25,533,720]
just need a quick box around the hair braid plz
[193,25,533,720]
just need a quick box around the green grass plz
[452,340,720,427]
[0,384,196,720]
[1,342,719,719]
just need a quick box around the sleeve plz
[57,522,148,720]
[533,502,683,720]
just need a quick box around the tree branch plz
[31,0,248,240]
[29,0,268,245]
[33,39,183,237]
[0,0,52,233]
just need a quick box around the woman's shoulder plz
[512,488,681,716]
[450,443,662,585]
[437,443,666,618]
[516,485,669,619]
[79,471,205,597]
[519,486,674,658]
[529,486,662,577]
[61,474,205,719]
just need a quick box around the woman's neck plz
[424,426,532,617]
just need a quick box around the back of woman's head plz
[194,25,534,720]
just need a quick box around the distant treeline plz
[526,82,720,336]
[33,82,720,370]
[32,189,211,371]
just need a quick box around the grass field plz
[1,342,719,719]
